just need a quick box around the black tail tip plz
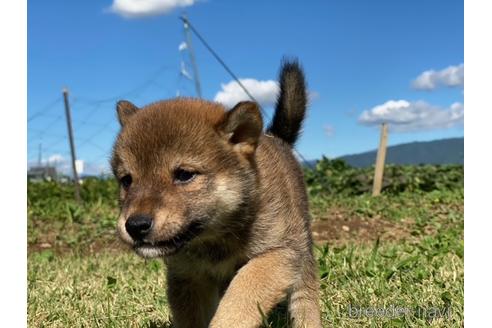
[267,58,307,146]
[279,58,305,82]
[280,57,303,70]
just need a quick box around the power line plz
[28,104,111,156]
[41,137,68,154]
[28,112,61,121]
[74,64,171,105]
[80,139,110,154]
[31,114,65,137]
[28,64,172,157]
[72,101,103,126]
[178,16,313,167]
[28,114,77,145]
[179,16,269,119]
[27,97,62,122]
[27,130,66,140]
[76,120,117,151]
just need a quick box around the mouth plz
[133,221,204,257]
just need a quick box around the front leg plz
[167,270,219,328]
[210,249,296,328]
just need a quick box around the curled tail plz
[267,59,307,146]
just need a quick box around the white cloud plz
[37,154,70,175]
[109,0,195,18]
[359,100,464,132]
[214,79,280,109]
[47,154,64,163]
[214,78,319,109]
[412,64,464,90]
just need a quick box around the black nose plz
[125,215,153,241]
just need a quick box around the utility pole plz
[62,88,81,202]
[38,143,42,166]
[179,15,314,169]
[181,15,202,98]
[372,123,389,196]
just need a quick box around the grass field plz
[27,168,464,327]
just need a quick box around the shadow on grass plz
[143,302,291,328]
[144,320,173,328]
[263,301,291,328]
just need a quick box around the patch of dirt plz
[29,209,423,255]
[311,213,413,246]
[29,217,414,256]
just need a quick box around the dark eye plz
[174,169,197,184]
[120,174,132,189]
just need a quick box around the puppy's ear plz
[219,101,263,156]
[116,100,139,126]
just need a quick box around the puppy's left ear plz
[219,101,263,156]
[116,100,139,126]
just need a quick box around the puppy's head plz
[111,98,262,258]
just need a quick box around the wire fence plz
[27,65,177,176]
[28,16,315,177]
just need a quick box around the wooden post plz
[372,123,388,196]
[62,88,81,202]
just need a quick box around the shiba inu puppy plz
[111,60,322,328]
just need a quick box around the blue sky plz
[28,0,464,175]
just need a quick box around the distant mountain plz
[337,137,464,168]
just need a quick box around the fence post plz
[62,88,81,202]
[372,123,388,196]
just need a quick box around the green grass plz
[317,233,463,327]
[310,188,463,222]
[28,221,463,327]
[27,178,464,327]
[28,252,171,328]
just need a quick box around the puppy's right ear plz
[116,100,139,126]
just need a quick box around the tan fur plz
[111,96,321,327]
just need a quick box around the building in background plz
[27,165,57,181]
